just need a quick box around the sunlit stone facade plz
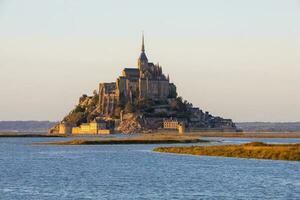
[99,35,176,116]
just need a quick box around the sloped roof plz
[123,68,139,77]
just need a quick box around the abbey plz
[99,35,176,116]
[49,35,236,134]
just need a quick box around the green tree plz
[170,97,187,112]
[124,102,134,113]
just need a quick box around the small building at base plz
[163,119,185,134]
[58,122,75,134]
[71,119,112,134]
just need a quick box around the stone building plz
[71,118,111,134]
[163,119,180,129]
[163,119,185,134]
[99,82,118,115]
[98,35,176,116]
[58,121,74,134]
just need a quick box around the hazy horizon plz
[1,0,300,122]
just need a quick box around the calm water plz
[0,137,300,200]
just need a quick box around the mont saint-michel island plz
[2,1,300,199]
[49,36,237,135]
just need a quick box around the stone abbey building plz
[49,35,236,134]
[99,35,176,116]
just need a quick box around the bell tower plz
[137,33,148,70]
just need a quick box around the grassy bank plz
[153,142,300,161]
[34,135,209,145]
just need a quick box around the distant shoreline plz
[2,121,300,133]
[1,131,300,138]
[182,132,300,138]
[0,132,65,137]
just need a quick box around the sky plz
[0,0,300,122]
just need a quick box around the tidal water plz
[0,137,299,200]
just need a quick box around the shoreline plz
[1,131,300,138]
[180,132,300,138]
[32,135,209,145]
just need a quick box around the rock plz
[117,113,149,134]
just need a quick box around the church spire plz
[138,32,148,69]
[141,32,145,52]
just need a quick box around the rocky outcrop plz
[62,93,100,126]
[48,124,59,134]
[117,113,146,134]
[116,113,164,134]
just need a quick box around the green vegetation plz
[63,92,100,125]
[170,97,187,112]
[124,102,135,113]
[153,142,300,161]
[134,98,155,113]
[34,135,209,145]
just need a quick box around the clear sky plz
[0,0,300,122]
